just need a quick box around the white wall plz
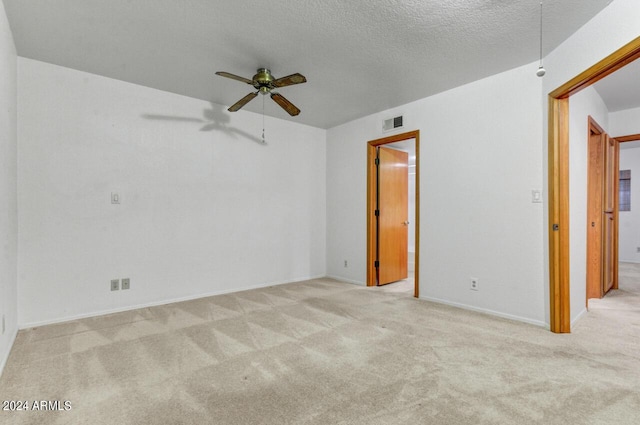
[542,0,640,325]
[609,106,640,137]
[17,58,327,327]
[567,87,609,321]
[327,63,545,326]
[0,1,18,375]
[619,147,640,262]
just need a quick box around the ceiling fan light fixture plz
[216,68,306,116]
[536,65,546,77]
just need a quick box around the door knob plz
[402,221,410,226]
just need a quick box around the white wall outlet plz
[122,278,130,290]
[470,278,479,291]
[344,260,348,267]
[637,247,640,253]
[111,279,120,291]
[111,192,120,204]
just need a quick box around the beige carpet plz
[1,269,639,425]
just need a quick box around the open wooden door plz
[586,121,604,300]
[603,136,619,293]
[376,147,409,285]
[586,118,619,300]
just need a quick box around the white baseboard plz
[19,274,327,330]
[571,308,588,326]
[419,296,548,329]
[326,275,366,286]
[619,260,640,264]
[0,328,18,379]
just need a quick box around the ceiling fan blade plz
[272,73,306,88]
[270,93,301,116]
[228,92,258,112]
[215,71,254,85]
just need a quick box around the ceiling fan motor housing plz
[254,68,274,94]
[216,68,305,116]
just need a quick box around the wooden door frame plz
[615,134,640,143]
[586,116,605,303]
[611,136,620,292]
[615,134,640,289]
[548,36,640,333]
[366,130,420,298]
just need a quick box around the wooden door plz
[603,136,617,294]
[376,147,408,285]
[613,139,620,290]
[586,119,618,301]
[586,126,604,299]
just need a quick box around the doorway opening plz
[366,130,420,298]
[548,36,640,333]
[615,133,640,300]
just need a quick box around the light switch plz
[111,192,120,204]
[531,190,542,203]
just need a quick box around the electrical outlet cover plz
[122,278,130,290]
[470,278,479,291]
[111,279,120,291]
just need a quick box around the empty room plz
[1,1,640,423]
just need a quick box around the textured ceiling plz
[3,0,615,129]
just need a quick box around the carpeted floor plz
[1,267,639,424]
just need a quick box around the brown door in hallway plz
[587,120,605,300]
[586,118,619,300]
[376,146,408,285]
[603,135,619,293]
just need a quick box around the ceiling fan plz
[215,68,307,116]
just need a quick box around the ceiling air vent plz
[382,115,403,132]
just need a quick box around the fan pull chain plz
[536,2,546,77]
[262,95,266,144]
[539,2,543,66]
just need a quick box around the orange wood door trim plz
[614,134,640,143]
[613,138,620,290]
[611,136,637,290]
[367,144,377,286]
[548,96,570,333]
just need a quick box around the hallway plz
[574,262,640,346]
[590,262,640,312]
